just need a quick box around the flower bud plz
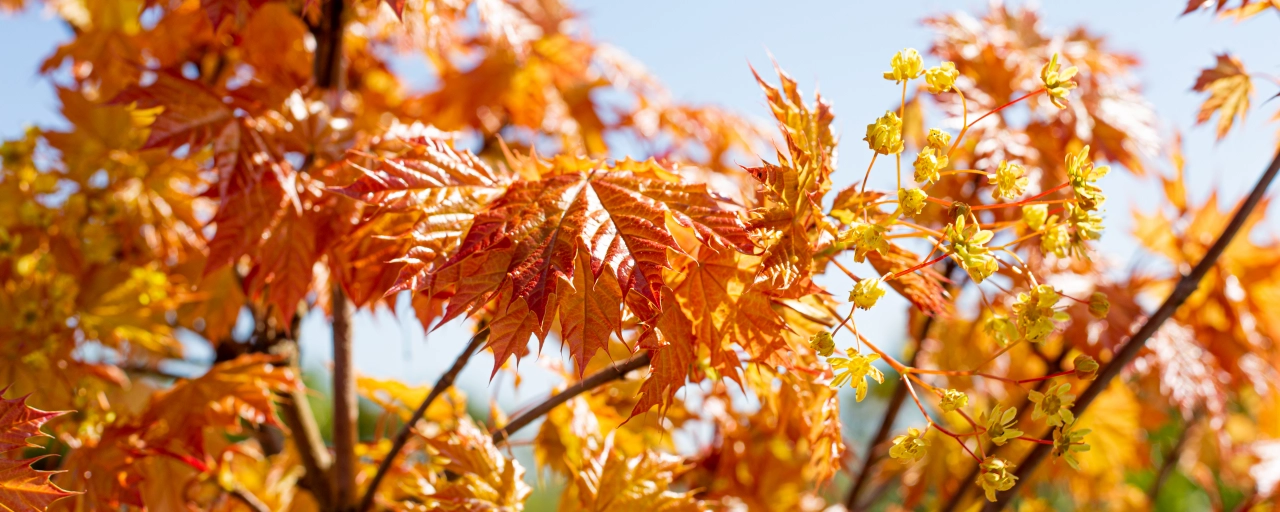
[1074,354,1099,380]
[1088,292,1110,319]
[883,48,924,83]
[925,61,959,93]
[850,277,886,310]
[810,331,835,357]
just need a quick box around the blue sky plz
[3,1,1277,437]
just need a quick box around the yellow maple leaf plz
[1193,54,1253,140]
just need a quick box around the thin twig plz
[940,349,1068,512]
[358,327,489,512]
[491,351,652,443]
[229,486,271,512]
[844,316,933,510]
[984,147,1280,511]
[845,260,958,510]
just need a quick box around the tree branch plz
[491,351,653,444]
[274,337,333,511]
[983,147,1280,511]
[331,283,357,510]
[358,327,489,512]
[310,0,348,507]
[310,0,346,91]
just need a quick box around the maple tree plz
[1,0,1279,511]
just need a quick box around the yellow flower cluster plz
[850,277,886,310]
[977,457,1019,502]
[830,349,885,402]
[865,111,905,155]
[889,427,930,464]
[883,48,924,83]
[988,160,1029,200]
[1040,52,1079,108]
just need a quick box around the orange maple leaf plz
[1193,53,1253,140]
[0,391,77,512]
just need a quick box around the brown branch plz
[275,338,333,511]
[331,283,357,510]
[309,0,348,507]
[358,327,490,512]
[983,147,1280,511]
[491,351,653,444]
[310,0,346,91]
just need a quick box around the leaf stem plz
[948,89,1046,157]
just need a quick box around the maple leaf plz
[134,353,299,465]
[558,242,624,374]
[1193,54,1253,140]
[0,391,77,511]
[631,288,697,418]
[114,73,234,157]
[406,417,532,510]
[561,434,701,512]
[746,65,836,293]
[0,393,65,455]
[0,458,78,512]
[332,135,509,304]
[415,157,749,371]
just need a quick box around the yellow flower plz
[848,222,889,262]
[984,313,1019,347]
[924,61,959,93]
[1012,284,1067,343]
[889,427,930,464]
[850,277,886,310]
[939,388,969,412]
[988,160,1029,200]
[1052,420,1091,470]
[912,146,948,184]
[809,331,835,357]
[1028,382,1076,427]
[1040,52,1078,109]
[1041,221,1070,258]
[1088,292,1110,319]
[883,48,924,83]
[1073,354,1099,380]
[977,456,1019,502]
[1065,203,1104,256]
[830,348,884,402]
[1022,204,1048,231]
[865,111,904,155]
[1065,146,1109,210]
[899,187,928,216]
[926,128,951,150]
[944,214,999,283]
[982,404,1023,446]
